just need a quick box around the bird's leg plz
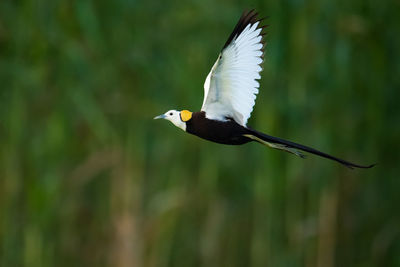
[243,134,306,158]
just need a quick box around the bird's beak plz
[154,114,166,120]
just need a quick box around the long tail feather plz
[244,129,375,169]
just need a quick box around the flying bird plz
[154,10,374,169]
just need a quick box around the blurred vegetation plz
[1,0,399,266]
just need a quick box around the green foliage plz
[0,0,399,266]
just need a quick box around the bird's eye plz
[169,112,173,116]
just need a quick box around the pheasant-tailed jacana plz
[154,10,374,169]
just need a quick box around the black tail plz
[246,128,375,169]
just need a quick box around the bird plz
[154,9,374,169]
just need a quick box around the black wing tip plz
[222,9,268,50]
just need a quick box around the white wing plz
[202,10,265,126]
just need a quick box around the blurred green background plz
[1,0,399,266]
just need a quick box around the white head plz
[154,109,193,131]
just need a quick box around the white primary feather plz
[201,20,264,126]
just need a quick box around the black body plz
[186,112,252,145]
[186,112,374,169]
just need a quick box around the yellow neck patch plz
[180,110,192,122]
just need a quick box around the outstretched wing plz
[202,10,266,126]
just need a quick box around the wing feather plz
[201,10,266,126]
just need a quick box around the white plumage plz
[201,18,264,126]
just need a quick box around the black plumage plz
[186,112,251,145]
